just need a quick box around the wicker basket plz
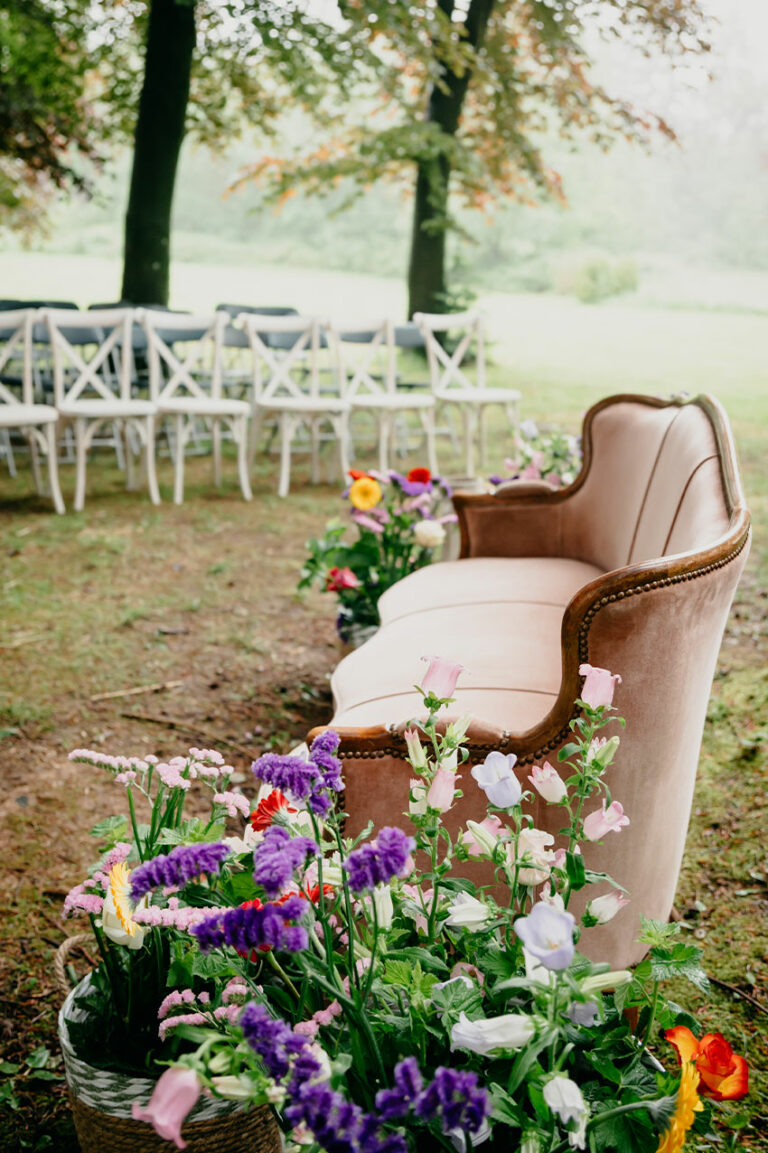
[56,936,282,1153]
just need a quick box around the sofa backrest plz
[562,398,733,572]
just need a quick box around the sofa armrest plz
[453,484,568,558]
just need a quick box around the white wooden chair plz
[413,311,522,477]
[239,313,350,498]
[43,308,160,512]
[139,310,252,505]
[0,309,65,513]
[331,320,438,474]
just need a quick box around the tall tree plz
[0,0,101,233]
[121,0,195,304]
[251,0,710,316]
[119,0,403,305]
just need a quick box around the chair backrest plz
[330,320,397,400]
[43,308,133,405]
[0,308,36,406]
[239,313,336,401]
[562,397,736,571]
[413,311,486,393]
[139,311,225,402]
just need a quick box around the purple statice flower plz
[390,471,433,497]
[413,1067,490,1134]
[375,1057,424,1120]
[129,842,231,901]
[241,1002,312,1081]
[192,894,309,955]
[310,730,343,793]
[344,827,415,894]
[253,826,318,898]
[253,753,321,804]
[286,1082,366,1153]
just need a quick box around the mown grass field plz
[0,260,766,1151]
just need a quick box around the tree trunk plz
[407,0,495,318]
[120,0,196,305]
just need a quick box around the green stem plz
[265,951,302,1000]
[126,786,145,861]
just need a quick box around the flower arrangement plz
[298,467,455,643]
[490,420,582,488]
[64,662,751,1152]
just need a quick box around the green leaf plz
[89,815,128,843]
[390,948,449,974]
[158,818,226,846]
[565,850,586,889]
[192,952,240,981]
[0,1081,20,1110]
[648,943,709,994]
[25,1047,50,1069]
[507,1027,559,1094]
[488,1082,524,1128]
[0,1062,20,1075]
[27,1070,64,1081]
[557,742,581,762]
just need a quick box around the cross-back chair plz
[414,311,522,477]
[140,310,252,505]
[0,309,65,513]
[331,320,438,474]
[43,308,160,511]
[239,313,349,498]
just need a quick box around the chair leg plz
[124,422,137,491]
[145,417,161,506]
[173,413,186,505]
[278,413,293,498]
[74,417,88,512]
[236,416,253,502]
[378,411,389,474]
[213,421,222,487]
[43,425,66,515]
[337,413,350,485]
[462,407,476,478]
[310,419,320,484]
[1,429,17,478]
[478,405,488,469]
[423,408,439,475]
[29,432,43,493]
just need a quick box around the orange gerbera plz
[349,476,382,511]
[665,1025,749,1101]
[656,1062,704,1153]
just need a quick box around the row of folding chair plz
[0,307,521,508]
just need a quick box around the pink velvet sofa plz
[310,394,750,966]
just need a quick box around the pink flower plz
[520,462,542,480]
[450,961,485,986]
[582,800,630,841]
[426,767,459,813]
[132,1066,202,1149]
[420,656,464,700]
[586,891,630,924]
[325,566,361,592]
[578,664,622,709]
[461,815,504,857]
[528,761,567,803]
[350,510,385,534]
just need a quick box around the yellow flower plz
[656,1063,704,1153]
[103,861,147,949]
[349,476,382,511]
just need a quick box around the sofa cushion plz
[332,557,603,731]
[378,556,603,624]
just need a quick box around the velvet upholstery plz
[310,395,750,968]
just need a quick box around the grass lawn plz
[0,263,765,1151]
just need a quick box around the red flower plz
[250,789,296,832]
[348,469,372,481]
[325,566,361,592]
[305,882,336,905]
[407,467,432,484]
[665,1026,749,1100]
